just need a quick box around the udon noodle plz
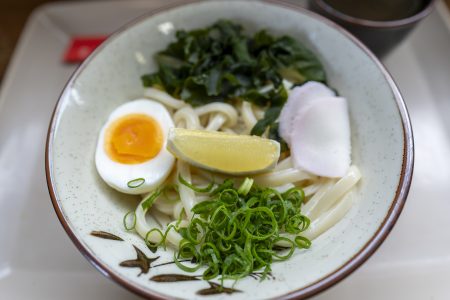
[133,83,361,249]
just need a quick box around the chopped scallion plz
[127,178,145,188]
[123,211,136,231]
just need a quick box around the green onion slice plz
[237,178,254,195]
[127,178,145,188]
[178,174,214,193]
[123,211,136,231]
[295,236,312,249]
[141,189,161,210]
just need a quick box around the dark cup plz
[309,0,436,57]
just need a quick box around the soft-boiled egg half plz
[95,99,175,194]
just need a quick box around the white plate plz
[1,0,450,299]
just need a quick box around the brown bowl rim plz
[45,0,414,299]
[312,0,436,29]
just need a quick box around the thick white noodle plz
[162,189,179,199]
[194,102,238,127]
[169,219,189,230]
[302,180,335,216]
[173,202,185,220]
[258,84,274,94]
[221,128,236,134]
[253,105,265,120]
[206,113,227,131]
[254,168,316,187]
[283,79,294,91]
[303,192,354,240]
[195,195,211,203]
[144,87,186,109]
[177,160,196,219]
[153,197,177,216]
[273,183,295,193]
[305,166,361,220]
[192,167,226,183]
[151,209,172,227]
[275,193,354,245]
[176,119,186,129]
[241,101,257,132]
[135,198,184,247]
[191,174,209,185]
[302,178,328,197]
[274,156,293,171]
[164,219,189,248]
[174,106,201,129]
[167,220,189,248]
[135,199,160,240]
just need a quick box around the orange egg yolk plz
[104,114,163,164]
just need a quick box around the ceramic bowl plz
[46,1,413,299]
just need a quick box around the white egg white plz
[95,99,175,194]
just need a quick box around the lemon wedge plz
[167,128,280,175]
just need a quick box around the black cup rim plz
[313,0,436,29]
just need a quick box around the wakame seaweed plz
[141,20,327,142]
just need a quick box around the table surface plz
[0,0,69,82]
[1,0,450,299]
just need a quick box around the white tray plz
[1,1,450,299]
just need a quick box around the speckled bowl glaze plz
[46,1,413,299]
